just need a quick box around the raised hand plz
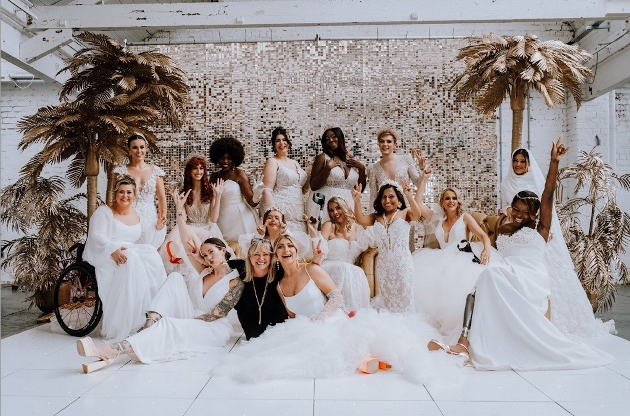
[252,174,265,203]
[401,179,413,195]
[351,183,363,202]
[211,178,225,197]
[551,136,569,162]
[311,239,324,265]
[256,219,267,236]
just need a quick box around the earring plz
[276,261,280,271]
[398,203,402,209]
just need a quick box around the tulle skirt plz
[215,308,461,384]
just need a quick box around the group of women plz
[75,129,615,380]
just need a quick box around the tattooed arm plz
[195,278,245,322]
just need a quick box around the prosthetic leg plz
[427,292,474,362]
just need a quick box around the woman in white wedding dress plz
[209,137,259,241]
[216,234,448,382]
[433,139,614,371]
[352,180,423,313]
[317,196,373,311]
[412,173,501,344]
[501,148,614,337]
[308,127,366,222]
[260,127,309,233]
[160,156,225,271]
[113,134,167,227]
[83,175,167,341]
[76,190,246,373]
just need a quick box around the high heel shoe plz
[77,337,116,374]
[427,339,470,361]
[357,356,380,374]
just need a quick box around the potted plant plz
[557,148,630,312]
[0,176,88,313]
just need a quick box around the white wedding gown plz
[320,228,373,311]
[126,269,239,363]
[83,205,167,341]
[500,149,614,337]
[469,228,614,371]
[412,215,502,344]
[371,219,415,313]
[268,164,307,233]
[216,179,259,241]
[308,154,359,222]
[113,165,164,226]
[216,278,451,383]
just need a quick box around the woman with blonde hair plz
[315,196,373,312]
[83,175,167,341]
[411,175,499,344]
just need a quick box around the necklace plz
[382,210,399,250]
[252,277,269,325]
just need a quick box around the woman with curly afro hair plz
[209,137,259,241]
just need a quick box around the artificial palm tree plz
[557,149,630,312]
[451,34,593,151]
[0,176,87,312]
[17,31,189,219]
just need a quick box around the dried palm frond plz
[452,34,593,150]
[0,177,88,294]
[17,31,190,218]
[557,149,630,312]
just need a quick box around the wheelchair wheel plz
[54,262,103,337]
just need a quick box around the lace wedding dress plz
[371,218,415,313]
[469,228,614,370]
[268,164,307,233]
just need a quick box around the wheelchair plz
[53,243,103,337]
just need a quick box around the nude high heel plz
[77,336,117,374]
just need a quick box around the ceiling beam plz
[20,28,73,63]
[135,22,573,45]
[1,22,69,83]
[27,0,630,32]
[582,44,630,100]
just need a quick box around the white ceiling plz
[2,0,629,99]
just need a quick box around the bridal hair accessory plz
[515,191,540,201]
[457,240,481,264]
[264,207,284,216]
[185,152,207,163]
[380,179,403,194]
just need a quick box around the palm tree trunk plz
[85,142,99,221]
[510,80,527,152]
[105,162,116,206]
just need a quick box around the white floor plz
[2,325,630,416]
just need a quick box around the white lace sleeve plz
[310,289,343,322]
[153,165,165,177]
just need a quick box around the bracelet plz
[177,212,185,217]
